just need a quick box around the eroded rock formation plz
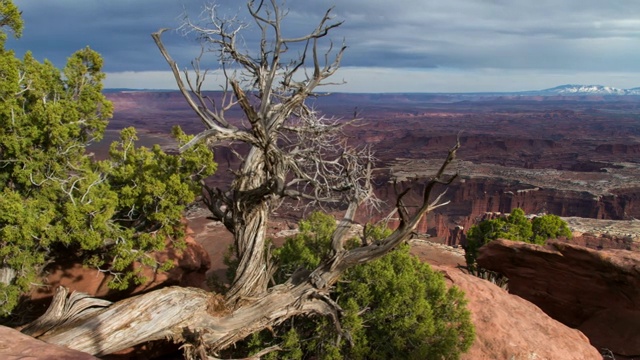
[477,239,640,356]
[437,266,601,360]
[409,241,601,360]
[388,159,640,246]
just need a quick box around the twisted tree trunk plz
[22,139,459,357]
[17,3,461,358]
[225,147,274,305]
[226,201,271,305]
[24,280,337,356]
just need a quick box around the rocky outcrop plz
[477,239,640,356]
[434,266,601,360]
[0,325,98,359]
[409,241,601,360]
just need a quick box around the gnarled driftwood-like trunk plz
[24,139,458,357]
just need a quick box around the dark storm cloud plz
[330,0,640,71]
[8,0,640,85]
[9,0,194,71]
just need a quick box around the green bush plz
[465,208,572,270]
[239,212,475,360]
[531,214,572,244]
[0,2,216,317]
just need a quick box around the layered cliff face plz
[436,180,640,246]
[373,176,640,246]
[385,158,640,245]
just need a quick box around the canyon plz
[101,90,640,249]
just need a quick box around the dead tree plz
[23,1,459,357]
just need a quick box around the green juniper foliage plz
[236,212,475,360]
[0,1,216,316]
[272,211,337,282]
[465,208,572,270]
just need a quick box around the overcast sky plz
[8,0,640,93]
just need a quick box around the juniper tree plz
[0,1,215,317]
[465,208,572,270]
[238,212,475,360]
[23,2,462,358]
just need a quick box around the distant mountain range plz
[524,84,640,96]
[104,84,640,96]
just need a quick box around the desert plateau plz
[103,89,640,246]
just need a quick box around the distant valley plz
[102,87,640,248]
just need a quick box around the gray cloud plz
[8,0,640,90]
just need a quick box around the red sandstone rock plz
[579,308,640,357]
[477,239,640,356]
[432,265,601,360]
[0,325,98,360]
[409,241,600,360]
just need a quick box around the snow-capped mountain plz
[627,87,640,95]
[536,84,640,95]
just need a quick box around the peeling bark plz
[27,282,338,357]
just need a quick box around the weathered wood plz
[27,283,337,356]
[222,144,274,305]
[34,287,215,356]
[22,287,111,338]
[0,266,16,285]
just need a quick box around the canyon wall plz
[372,177,640,246]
